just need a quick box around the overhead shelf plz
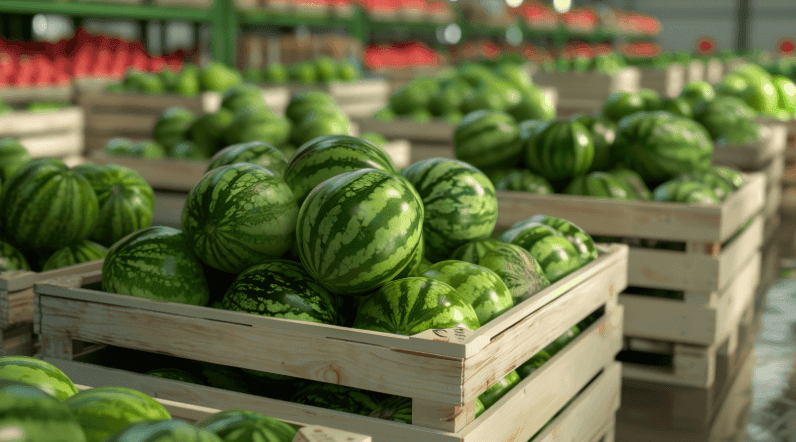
[0,0,212,22]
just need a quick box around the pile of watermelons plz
[537,53,628,75]
[107,62,244,96]
[103,87,354,163]
[246,56,360,85]
[0,138,156,272]
[373,59,555,124]
[0,98,71,114]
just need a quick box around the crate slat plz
[638,65,686,98]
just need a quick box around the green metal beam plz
[0,0,211,22]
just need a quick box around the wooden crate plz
[615,347,754,442]
[686,60,706,83]
[0,107,84,158]
[532,68,640,102]
[0,85,73,104]
[34,244,627,442]
[0,260,103,356]
[638,65,686,98]
[287,79,390,118]
[706,59,725,85]
[713,119,787,174]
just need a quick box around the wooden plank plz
[533,68,640,101]
[90,151,207,192]
[18,131,84,159]
[0,323,34,357]
[0,107,83,137]
[355,118,455,144]
[85,113,158,136]
[0,85,74,104]
[638,65,686,98]
[686,61,705,83]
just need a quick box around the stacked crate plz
[638,64,685,98]
[33,243,628,442]
[532,68,640,118]
[0,105,84,161]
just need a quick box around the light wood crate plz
[712,119,787,175]
[705,59,725,85]
[686,60,706,83]
[615,347,754,442]
[287,79,390,119]
[0,107,84,159]
[0,260,103,356]
[0,85,73,104]
[33,244,627,442]
[532,68,640,103]
[638,65,686,98]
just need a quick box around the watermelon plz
[181,163,298,274]
[207,142,288,178]
[102,226,210,306]
[170,141,209,161]
[283,135,398,205]
[73,164,155,248]
[609,167,652,200]
[41,240,107,271]
[652,180,720,204]
[672,167,743,201]
[563,172,634,200]
[479,370,520,409]
[662,97,694,119]
[600,91,646,122]
[509,86,556,122]
[453,110,522,170]
[412,257,434,276]
[493,170,554,194]
[63,387,171,442]
[224,107,291,148]
[523,120,595,183]
[132,141,167,159]
[0,159,99,252]
[544,325,581,356]
[197,410,275,437]
[284,91,337,123]
[192,364,252,395]
[570,114,617,172]
[393,232,425,279]
[153,107,196,151]
[297,169,423,295]
[291,384,385,416]
[220,85,268,114]
[290,110,351,147]
[0,356,78,401]
[679,81,716,108]
[0,241,31,270]
[103,138,137,157]
[353,277,481,335]
[498,215,598,283]
[221,259,338,324]
[360,132,388,148]
[217,416,299,442]
[0,382,87,442]
[692,96,758,141]
[475,398,485,418]
[449,238,502,263]
[401,158,497,261]
[477,243,550,302]
[0,138,31,182]
[517,350,551,378]
[369,396,412,424]
[187,110,235,158]
[103,419,222,442]
[145,368,204,385]
[421,261,514,325]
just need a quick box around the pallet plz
[0,107,85,159]
[286,79,390,119]
[0,260,104,356]
[33,244,627,441]
[638,65,686,98]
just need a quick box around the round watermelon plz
[413,257,434,277]
[209,416,298,442]
[453,110,522,170]
[221,259,337,324]
[283,135,398,205]
[478,370,520,409]
[285,91,337,123]
[673,167,743,201]
[600,91,646,122]
[517,350,551,379]
[132,141,167,159]
[545,325,581,355]
[523,120,594,183]
[41,240,107,271]
[609,167,652,200]
[0,356,78,401]
[421,261,514,325]
[181,163,298,274]
[64,386,171,442]
[477,243,551,303]
[475,398,485,418]
[220,85,268,114]
[297,169,423,295]
[103,138,137,157]
[0,138,31,182]
[353,277,481,335]
[0,382,87,442]
[197,410,274,437]
[494,170,554,194]
[570,114,617,172]
[187,110,235,158]
[290,110,351,147]
[449,238,502,263]
[679,81,716,108]
[145,368,204,385]
[170,141,209,161]
[393,233,425,280]
[102,226,210,306]
[0,241,31,270]
[74,164,155,248]
[652,180,720,204]
[0,379,57,400]
[401,158,497,262]
[369,396,412,424]
[292,384,385,416]
[0,159,99,252]
[153,107,195,150]
[662,97,694,119]
[207,142,288,178]
[224,107,291,148]
[103,419,222,442]
[499,215,598,283]
[509,85,556,122]
[563,171,634,200]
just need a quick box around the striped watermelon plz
[421,261,514,325]
[610,168,652,200]
[0,379,57,400]
[449,238,502,263]
[453,110,522,170]
[479,370,520,409]
[499,215,597,283]
[291,384,385,416]
[197,410,273,437]
[41,241,107,271]
[394,233,425,279]
[181,163,299,274]
[74,164,155,248]
[523,120,595,183]
[220,259,338,324]
[0,159,99,252]
[103,419,222,442]
[207,142,289,178]
[563,172,634,200]
[353,277,481,335]
[145,368,204,385]
[0,382,87,442]
[170,141,209,161]
[63,387,171,442]
[477,243,551,303]
[412,257,434,276]
[0,138,30,182]
[297,169,423,295]
[283,135,398,205]
[517,350,551,379]
[102,226,210,306]
[494,170,554,194]
[652,180,720,204]
[212,416,298,442]
[0,241,30,270]
[192,363,251,395]
[153,107,195,151]
[401,158,498,261]
[672,166,744,201]
[369,396,412,424]
[0,356,78,401]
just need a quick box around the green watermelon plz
[412,257,434,277]
[401,158,497,261]
[103,419,222,442]
[429,85,466,116]
[181,163,298,274]
[291,384,384,416]
[220,85,268,114]
[290,110,351,147]
[638,89,663,111]
[563,172,635,200]
[393,233,425,280]
[373,107,396,122]
[170,141,209,161]
[570,114,617,172]
[600,91,646,122]
[205,415,297,441]
[477,243,550,302]
[41,240,107,271]
[154,107,195,151]
[0,356,78,401]
[517,350,551,378]
[297,169,423,295]
[421,261,514,325]
[0,159,99,252]
[64,386,171,442]
[523,120,595,183]
[283,135,398,206]
[73,164,155,248]
[449,238,502,263]
[672,167,743,201]
[224,108,291,148]
[285,91,337,123]
[453,110,522,170]
[0,381,87,442]
[103,138,137,157]
[652,180,720,204]
[609,167,652,200]
[102,226,210,306]
[499,215,598,283]
[132,141,167,159]
[475,398,485,418]
[692,96,757,140]
[0,241,31,270]
[186,109,235,158]
[774,75,796,112]
[221,259,337,324]
[145,368,204,385]
[207,142,288,178]
[0,138,31,182]
[544,325,581,356]
[662,97,694,119]
[197,410,276,437]
[353,277,481,334]
[360,133,388,148]
[369,396,412,424]
[191,364,252,395]
[679,81,716,108]
[509,85,556,122]
[478,370,520,409]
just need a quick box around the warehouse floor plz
[745,279,796,442]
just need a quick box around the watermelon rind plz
[0,356,78,401]
[0,387,87,442]
[103,419,222,442]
